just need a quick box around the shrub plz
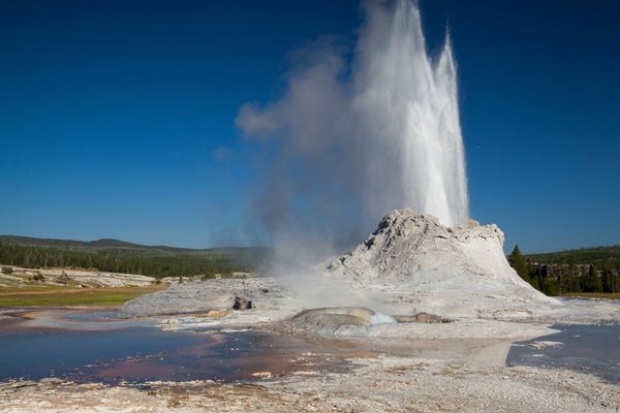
[1,266,13,275]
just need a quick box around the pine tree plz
[581,264,602,293]
[601,268,613,293]
[508,245,529,281]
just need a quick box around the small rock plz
[39,377,64,385]
[233,296,252,310]
[393,312,451,323]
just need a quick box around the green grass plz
[0,285,166,307]
[561,292,620,300]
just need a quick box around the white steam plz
[370,312,397,325]
[237,0,468,262]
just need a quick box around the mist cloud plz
[236,37,365,260]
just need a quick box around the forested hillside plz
[508,245,620,296]
[526,246,620,266]
[0,236,269,279]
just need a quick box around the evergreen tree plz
[508,245,529,281]
[581,264,602,293]
[601,268,613,293]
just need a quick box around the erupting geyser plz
[237,0,559,319]
[355,0,468,227]
[237,0,469,241]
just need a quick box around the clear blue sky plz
[1,0,619,253]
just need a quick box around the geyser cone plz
[323,209,559,319]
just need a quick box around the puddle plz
[0,309,361,384]
[507,323,620,383]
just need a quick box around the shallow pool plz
[507,323,620,383]
[0,309,356,384]
[3,309,619,385]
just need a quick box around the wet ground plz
[0,308,364,384]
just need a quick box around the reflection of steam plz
[237,1,468,283]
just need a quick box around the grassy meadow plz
[0,285,166,307]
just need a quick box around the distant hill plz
[0,235,199,254]
[525,246,620,266]
[0,235,266,255]
[0,235,271,278]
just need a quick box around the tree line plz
[0,242,252,279]
[508,245,620,296]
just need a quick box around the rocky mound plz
[321,209,559,318]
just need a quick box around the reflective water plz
[0,309,357,384]
[507,323,620,383]
[3,309,619,385]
